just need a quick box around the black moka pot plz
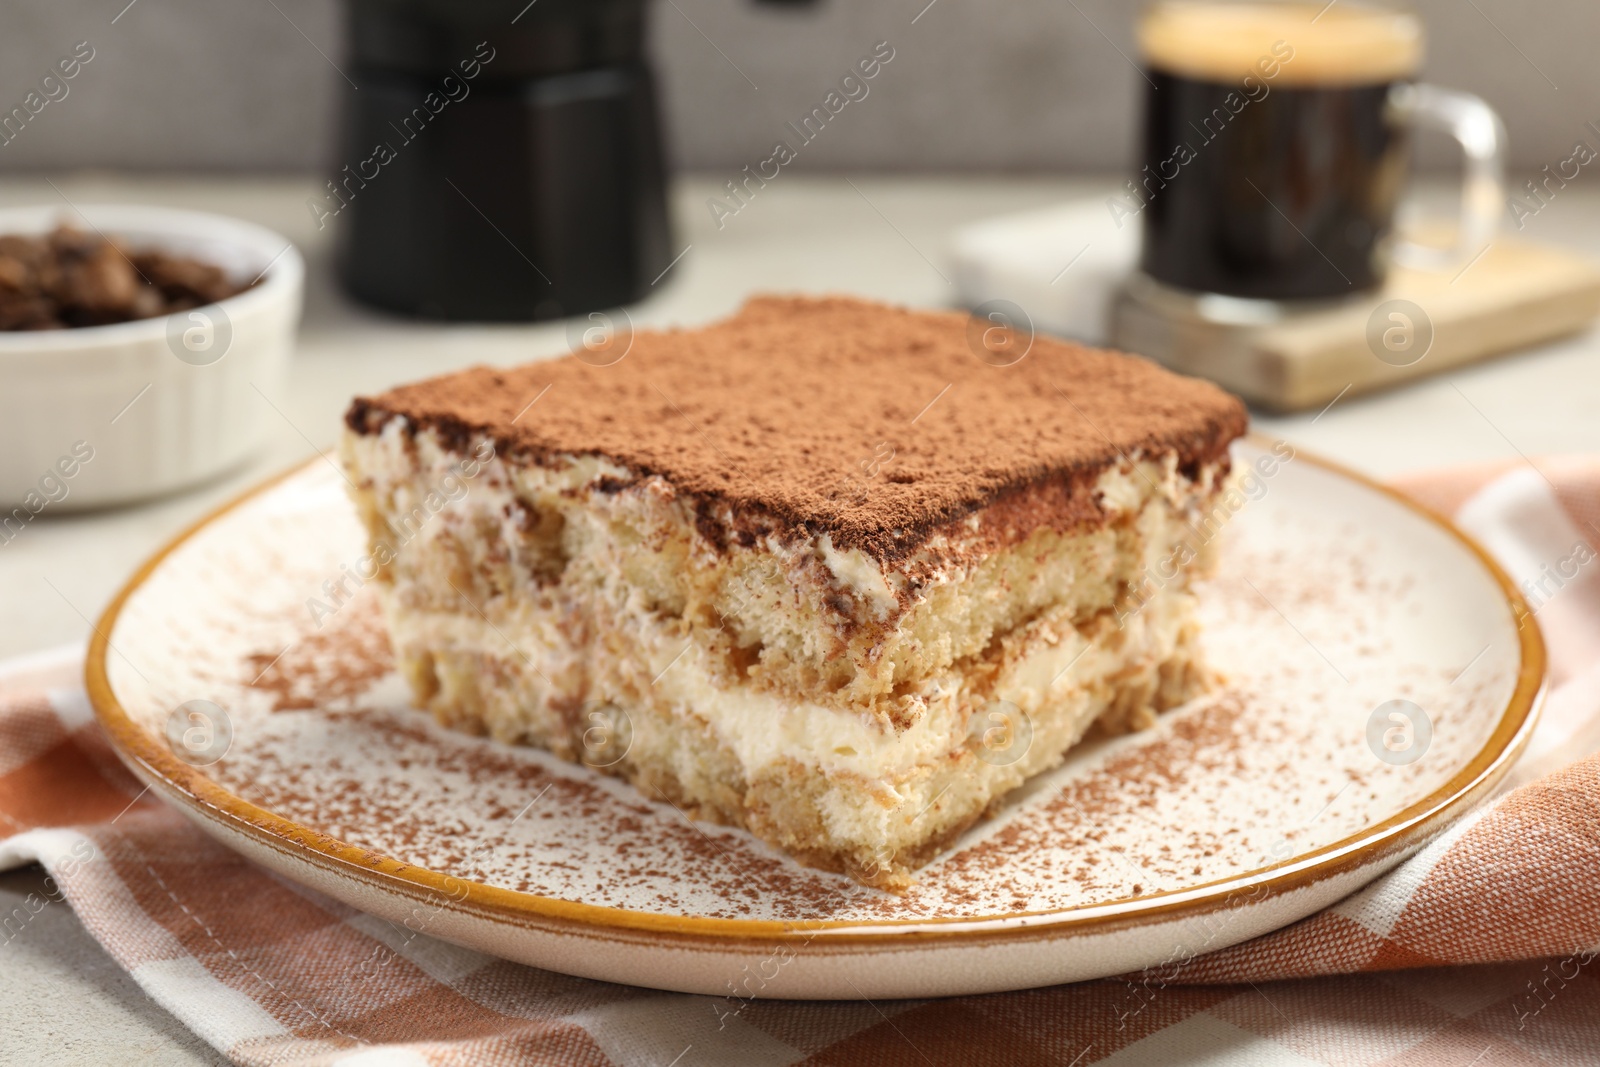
[330,0,671,321]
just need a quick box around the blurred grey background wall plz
[0,0,1589,174]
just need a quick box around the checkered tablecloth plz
[3,457,1599,1066]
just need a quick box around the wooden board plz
[1109,239,1600,412]
[950,201,1600,413]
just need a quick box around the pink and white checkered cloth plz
[4,457,1600,1066]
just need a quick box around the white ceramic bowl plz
[0,204,303,511]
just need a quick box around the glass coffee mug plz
[1132,1,1505,305]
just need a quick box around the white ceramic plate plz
[88,438,1544,999]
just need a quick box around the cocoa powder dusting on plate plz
[245,593,392,712]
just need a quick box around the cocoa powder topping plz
[346,295,1248,562]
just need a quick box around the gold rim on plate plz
[85,436,1547,950]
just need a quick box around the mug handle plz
[1387,83,1508,272]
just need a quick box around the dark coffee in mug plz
[1133,2,1422,300]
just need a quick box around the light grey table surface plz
[1,174,1598,1064]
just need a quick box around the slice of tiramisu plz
[341,295,1248,888]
